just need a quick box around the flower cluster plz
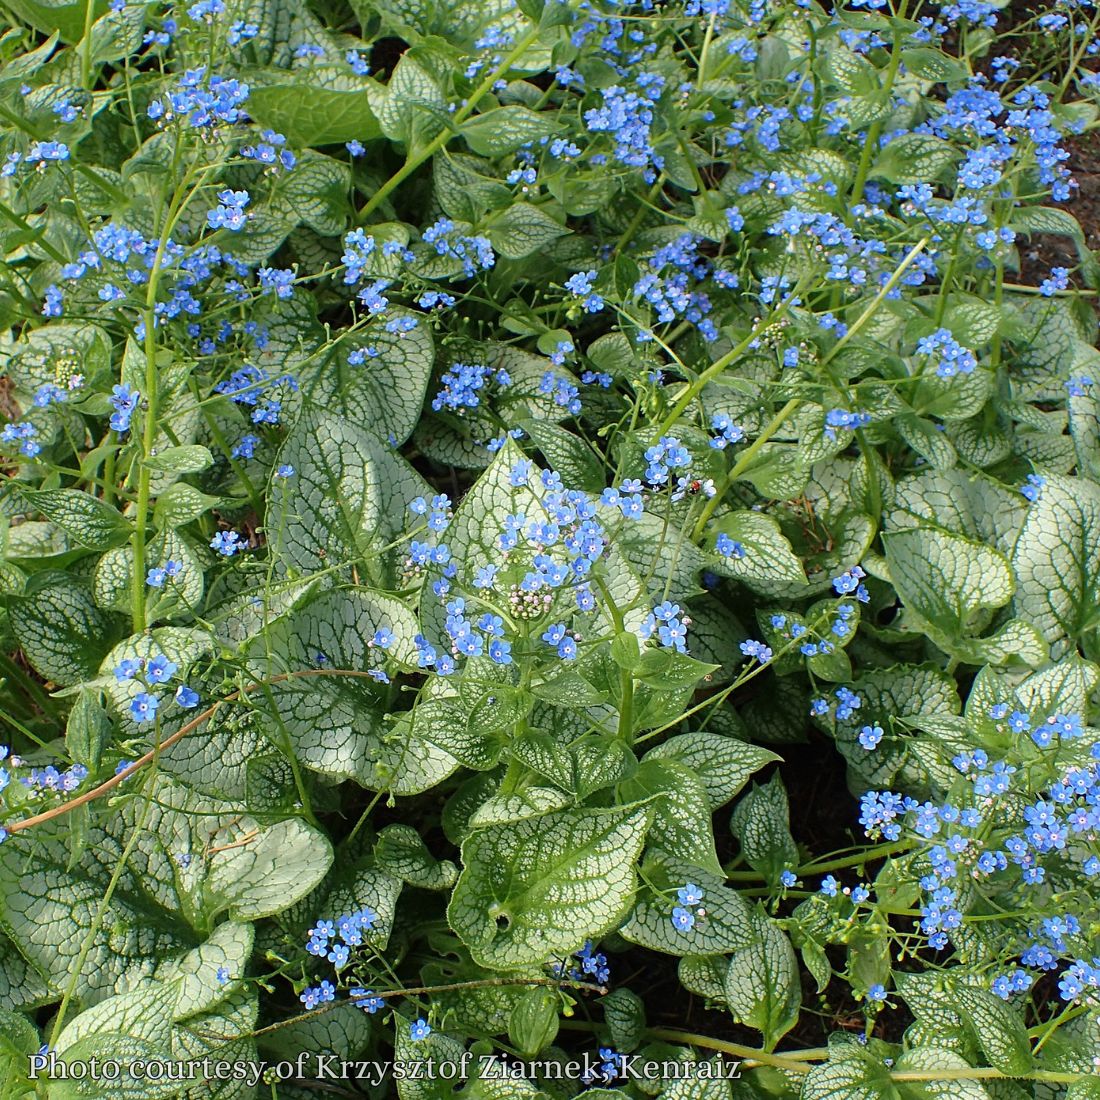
[306,908,378,969]
[422,218,496,278]
[855,700,1100,1005]
[916,329,978,379]
[114,653,200,724]
[670,882,705,931]
[432,363,511,413]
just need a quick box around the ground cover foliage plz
[0,0,1099,1096]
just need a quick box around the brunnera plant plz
[0,0,1098,1096]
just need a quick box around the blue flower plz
[858,724,884,750]
[916,328,977,378]
[110,384,140,433]
[1021,473,1045,502]
[210,531,243,556]
[115,658,142,682]
[207,189,250,231]
[677,883,704,905]
[671,906,695,931]
[175,685,200,709]
[1039,267,1069,296]
[409,1019,431,1041]
[144,654,176,684]
[350,988,384,1013]
[564,270,604,312]
[129,692,160,725]
[41,285,63,317]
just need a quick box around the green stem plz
[725,838,915,880]
[691,397,799,538]
[594,576,633,740]
[644,1029,1088,1084]
[0,200,69,264]
[357,26,542,223]
[643,1028,816,1073]
[80,0,97,90]
[656,303,795,439]
[614,175,666,257]
[47,776,155,1048]
[696,12,718,89]
[101,446,116,507]
[188,376,264,516]
[129,307,157,632]
[849,0,906,210]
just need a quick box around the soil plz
[1018,130,1100,298]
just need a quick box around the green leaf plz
[871,133,956,184]
[55,982,177,1062]
[17,488,130,550]
[0,928,51,1011]
[800,1059,897,1100]
[448,804,651,969]
[268,409,431,583]
[247,68,383,145]
[369,51,448,148]
[602,987,646,1053]
[66,689,111,770]
[10,573,120,686]
[900,47,967,82]
[508,987,560,1056]
[708,512,807,594]
[297,859,403,955]
[953,986,1032,1076]
[300,312,433,447]
[645,732,779,811]
[620,859,754,957]
[152,921,254,1019]
[154,483,224,528]
[518,419,605,492]
[942,296,1002,347]
[209,817,333,921]
[723,911,801,1051]
[461,106,563,156]
[1011,476,1100,657]
[0,1006,38,1091]
[895,414,958,472]
[884,526,1014,636]
[729,774,798,881]
[633,649,719,690]
[259,999,370,1062]
[620,759,721,873]
[0,776,328,1005]
[142,445,214,475]
[375,824,458,890]
[1,0,101,45]
[248,587,424,786]
[269,150,352,237]
[354,0,518,47]
[487,203,568,259]
[829,664,960,790]
[892,468,1025,557]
